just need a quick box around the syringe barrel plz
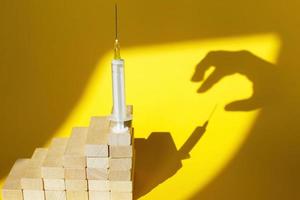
[111,59,127,122]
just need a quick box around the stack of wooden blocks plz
[2,106,134,200]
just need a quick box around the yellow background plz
[1,0,300,199]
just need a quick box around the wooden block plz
[21,148,48,190]
[4,159,29,178]
[42,138,68,179]
[63,156,85,168]
[63,127,88,168]
[31,148,48,162]
[110,145,133,158]
[111,191,132,200]
[48,138,69,154]
[88,180,110,191]
[90,116,110,130]
[85,144,108,157]
[2,159,29,200]
[89,191,110,200]
[110,181,133,192]
[21,177,43,190]
[43,179,65,190]
[85,116,110,157]
[86,168,108,180]
[110,158,132,170]
[64,168,86,179]
[64,128,88,155]
[65,180,87,191]
[45,191,66,200]
[66,191,88,200]
[23,190,45,200]
[109,170,131,181]
[87,157,109,169]
[108,132,132,146]
[2,186,23,200]
[42,165,64,179]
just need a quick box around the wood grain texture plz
[111,191,133,200]
[86,168,108,180]
[110,158,132,171]
[65,180,87,191]
[108,131,132,146]
[109,170,131,181]
[110,145,133,158]
[63,127,88,168]
[85,116,110,157]
[2,159,29,200]
[88,180,110,191]
[66,191,88,200]
[43,179,65,191]
[86,157,109,169]
[21,148,48,190]
[45,191,66,200]
[110,181,133,192]
[64,168,86,180]
[89,191,110,200]
[42,138,68,179]
[23,190,45,200]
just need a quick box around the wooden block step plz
[63,127,88,168]
[42,138,68,179]
[21,148,48,190]
[2,159,29,200]
[85,117,110,157]
[47,137,69,154]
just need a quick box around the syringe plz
[110,4,131,133]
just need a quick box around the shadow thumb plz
[225,98,259,111]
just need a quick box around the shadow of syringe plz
[134,105,217,199]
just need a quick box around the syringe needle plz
[114,3,121,59]
[115,3,118,40]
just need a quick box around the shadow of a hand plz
[192,50,280,111]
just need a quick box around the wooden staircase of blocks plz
[2,106,134,200]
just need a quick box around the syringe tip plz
[114,39,121,59]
